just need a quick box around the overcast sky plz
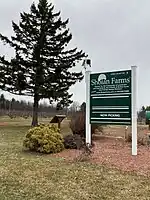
[0,0,150,109]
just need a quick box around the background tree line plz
[0,93,56,112]
[0,93,84,118]
[0,93,68,118]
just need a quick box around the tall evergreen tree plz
[0,0,86,126]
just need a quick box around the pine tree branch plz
[0,34,15,47]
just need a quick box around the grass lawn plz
[0,118,150,199]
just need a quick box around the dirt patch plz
[0,122,8,126]
[54,138,150,176]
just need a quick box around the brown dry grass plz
[0,117,150,199]
[103,125,150,144]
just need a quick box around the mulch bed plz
[54,138,150,176]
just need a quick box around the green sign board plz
[146,111,150,125]
[90,70,132,125]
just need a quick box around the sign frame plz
[84,63,137,156]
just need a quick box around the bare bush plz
[69,111,103,139]
[125,126,150,145]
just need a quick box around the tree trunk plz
[31,94,39,127]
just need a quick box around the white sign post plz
[131,66,138,156]
[84,59,91,146]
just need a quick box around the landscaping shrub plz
[23,124,64,154]
[69,111,103,138]
[63,134,84,149]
